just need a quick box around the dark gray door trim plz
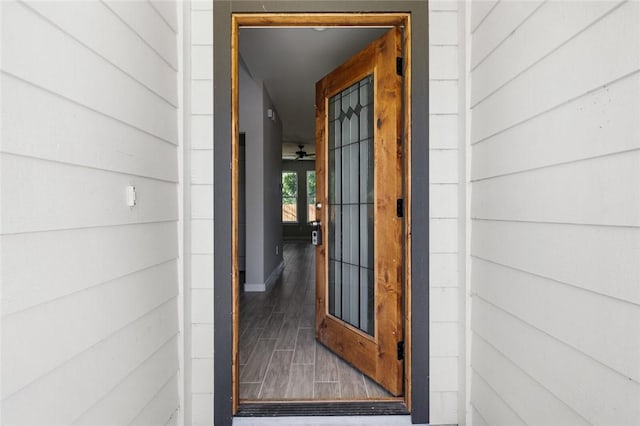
[213,2,429,425]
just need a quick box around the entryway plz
[213,3,430,424]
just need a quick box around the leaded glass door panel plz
[315,28,404,396]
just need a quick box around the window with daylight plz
[282,171,298,222]
[307,170,316,223]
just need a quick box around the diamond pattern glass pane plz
[327,74,374,336]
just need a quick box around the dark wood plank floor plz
[239,242,393,401]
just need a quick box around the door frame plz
[213,2,429,425]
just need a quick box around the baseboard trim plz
[244,260,284,292]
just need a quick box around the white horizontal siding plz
[1,154,178,234]
[72,335,179,426]
[3,260,178,398]
[0,1,180,424]
[472,335,590,426]
[2,1,178,144]
[472,299,640,425]
[473,258,640,384]
[472,151,640,227]
[472,73,640,181]
[2,75,178,182]
[470,1,543,70]
[471,220,640,306]
[469,0,640,424]
[2,301,179,425]
[471,1,640,143]
[22,0,178,106]
[2,222,178,316]
[470,1,623,106]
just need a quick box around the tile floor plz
[239,242,394,401]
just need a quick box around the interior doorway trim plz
[214,3,429,426]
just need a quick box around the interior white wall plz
[0,1,182,424]
[261,86,285,282]
[239,65,284,291]
[240,64,267,288]
[467,1,640,424]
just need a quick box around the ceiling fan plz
[294,145,315,160]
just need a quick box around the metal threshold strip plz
[236,401,409,417]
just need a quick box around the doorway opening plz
[232,13,412,415]
[214,5,430,424]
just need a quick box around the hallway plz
[239,242,394,400]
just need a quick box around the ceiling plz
[239,27,388,159]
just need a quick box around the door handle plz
[311,221,323,246]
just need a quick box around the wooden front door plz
[315,27,404,396]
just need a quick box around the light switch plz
[126,185,136,207]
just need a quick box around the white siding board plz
[430,357,459,392]
[191,150,214,184]
[430,150,459,184]
[191,219,214,255]
[430,322,459,357]
[429,218,458,253]
[23,0,178,106]
[470,0,498,34]
[2,222,177,316]
[192,392,214,426]
[471,1,622,106]
[472,220,640,305]
[192,254,214,289]
[192,358,215,394]
[472,151,640,227]
[191,116,214,149]
[471,407,490,426]
[470,1,543,70]
[472,298,640,425]
[2,261,179,398]
[192,289,214,324]
[192,45,214,80]
[2,75,178,183]
[429,80,458,114]
[430,184,458,218]
[429,391,458,425]
[149,0,178,33]
[429,11,458,45]
[473,258,640,384]
[192,80,214,115]
[103,0,178,70]
[429,114,458,149]
[129,372,180,426]
[429,46,458,80]
[191,10,213,45]
[192,324,214,359]
[472,1,640,143]
[429,1,457,12]
[429,253,458,287]
[1,155,178,234]
[192,185,215,219]
[2,1,178,144]
[472,334,591,426]
[430,287,458,323]
[72,336,179,426]
[471,371,527,426]
[471,73,640,180]
[2,300,178,425]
